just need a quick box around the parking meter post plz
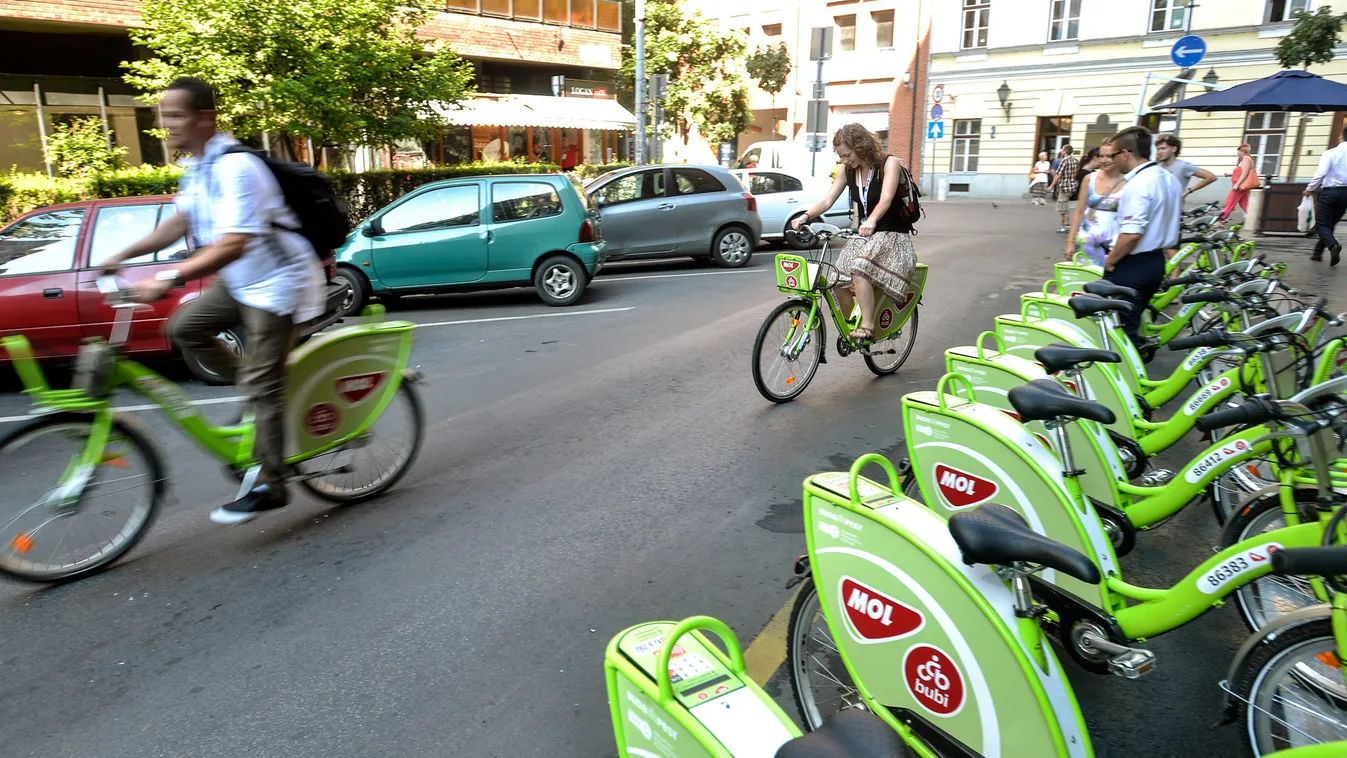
[808,27,832,178]
[634,0,646,165]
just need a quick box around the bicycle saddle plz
[949,503,1102,583]
[1068,295,1133,319]
[1034,344,1120,374]
[775,708,912,758]
[1082,281,1137,300]
[1009,378,1116,425]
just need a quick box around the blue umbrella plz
[1163,69,1347,112]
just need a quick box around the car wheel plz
[712,227,753,268]
[334,268,369,316]
[183,327,244,386]
[535,255,587,307]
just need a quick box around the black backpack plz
[890,160,925,231]
[223,146,351,258]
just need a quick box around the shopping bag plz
[1297,196,1315,232]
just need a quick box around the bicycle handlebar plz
[1195,397,1275,433]
[1167,330,1230,351]
[1272,547,1347,577]
[1180,288,1233,304]
[1161,273,1205,289]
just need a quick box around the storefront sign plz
[563,79,613,99]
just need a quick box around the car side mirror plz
[591,195,607,209]
[363,220,383,237]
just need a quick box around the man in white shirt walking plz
[101,77,326,524]
[1104,126,1183,345]
[1302,125,1347,266]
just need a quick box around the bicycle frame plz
[774,247,925,348]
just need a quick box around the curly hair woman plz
[792,123,918,343]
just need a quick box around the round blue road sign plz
[1171,35,1206,68]
[930,103,943,121]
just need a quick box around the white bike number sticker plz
[1197,543,1283,595]
[1183,375,1233,417]
[1183,438,1251,483]
[1181,346,1214,372]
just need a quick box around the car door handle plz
[785,198,800,203]
[480,228,494,243]
[657,203,676,211]
[43,288,63,299]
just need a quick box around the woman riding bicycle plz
[791,123,918,344]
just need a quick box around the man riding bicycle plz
[100,76,325,525]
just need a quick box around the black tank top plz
[845,154,912,234]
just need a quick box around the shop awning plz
[432,94,636,131]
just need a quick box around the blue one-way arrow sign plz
[1171,35,1206,68]
[927,121,945,140]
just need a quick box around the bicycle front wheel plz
[0,412,164,583]
[296,381,424,504]
[1236,618,1347,755]
[753,299,824,403]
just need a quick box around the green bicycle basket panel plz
[284,320,414,458]
[775,253,813,294]
[1054,262,1101,293]
[803,483,1090,758]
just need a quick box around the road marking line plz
[0,395,243,425]
[413,307,634,329]
[596,269,765,283]
[743,586,801,685]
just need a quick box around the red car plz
[0,196,346,384]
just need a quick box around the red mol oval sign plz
[336,372,387,405]
[838,576,924,643]
[780,259,801,274]
[933,464,998,509]
[903,644,966,717]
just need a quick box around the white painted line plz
[0,395,243,425]
[596,269,764,283]
[413,306,633,329]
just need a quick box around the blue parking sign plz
[927,121,944,140]
[1171,35,1206,68]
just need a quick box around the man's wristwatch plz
[155,269,184,286]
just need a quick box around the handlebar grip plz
[1161,273,1204,289]
[1194,399,1274,434]
[1272,547,1347,578]
[1178,236,1207,245]
[1168,331,1230,352]
[1180,288,1231,304]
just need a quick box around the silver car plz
[586,164,763,268]
[731,168,853,249]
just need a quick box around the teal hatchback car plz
[334,174,606,311]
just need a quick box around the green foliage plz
[328,162,561,222]
[621,3,751,144]
[0,173,87,225]
[746,43,792,97]
[1276,6,1346,69]
[90,165,186,199]
[44,117,129,178]
[124,0,477,150]
[573,161,633,180]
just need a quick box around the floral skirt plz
[835,232,918,305]
[1030,182,1050,198]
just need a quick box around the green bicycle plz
[752,227,924,403]
[0,277,425,583]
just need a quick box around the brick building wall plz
[887,29,930,182]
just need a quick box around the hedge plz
[328,161,560,223]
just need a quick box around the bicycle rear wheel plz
[0,412,164,583]
[753,299,825,403]
[864,308,918,376]
[296,381,424,503]
[788,577,865,730]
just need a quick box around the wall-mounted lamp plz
[997,81,1012,120]
[1202,68,1219,88]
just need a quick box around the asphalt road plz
[1,201,1340,758]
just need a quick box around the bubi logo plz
[878,308,894,330]
[933,464,998,508]
[336,372,387,405]
[780,259,801,274]
[903,644,966,716]
[785,275,799,289]
[839,576,924,643]
[305,403,341,437]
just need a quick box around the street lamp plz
[996,81,1012,120]
[1202,68,1219,88]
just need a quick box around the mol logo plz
[838,577,924,644]
[903,644,966,717]
[933,464,998,509]
[335,372,387,405]
[780,258,801,274]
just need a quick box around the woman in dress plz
[1219,142,1258,223]
[792,123,918,344]
[1065,139,1126,267]
[1030,151,1052,205]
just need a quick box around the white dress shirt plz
[1116,161,1182,254]
[1306,142,1347,192]
[176,134,324,323]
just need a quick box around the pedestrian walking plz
[1102,126,1182,346]
[1029,152,1052,205]
[1220,143,1258,224]
[1066,139,1127,268]
[1048,144,1079,233]
[1302,123,1347,266]
[1155,135,1217,201]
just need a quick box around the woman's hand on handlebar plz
[858,219,876,238]
[790,214,808,232]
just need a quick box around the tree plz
[1276,6,1346,70]
[124,0,476,160]
[620,2,751,147]
[44,117,128,178]
[746,43,792,141]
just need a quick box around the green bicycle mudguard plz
[605,616,799,757]
[944,337,1130,511]
[804,457,1093,757]
[873,263,927,341]
[902,379,1119,613]
[1054,256,1101,293]
[993,306,1142,438]
[284,317,416,458]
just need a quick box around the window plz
[570,0,595,27]
[596,0,620,30]
[0,209,86,277]
[763,23,782,37]
[735,147,762,169]
[1267,0,1308,22]
[952,120,981,173]
[873,11,894,48]
[492,182,563,223]
[381,186,480,233]
[514,0,541,18]
[780,174,803,192]
[544,0,568,24]
[481,0,510,15]
[1049,0,1081,41]
[876,129,890,153]
[673,168,726,195]
[1149,0,1189,33]
[89,204,188,268]
[836,15,856,52]
[594,170,665,207]
[746,173,800,194]
[962,0,990,49]
[1244,111,1289,177]
[445,0,478,9]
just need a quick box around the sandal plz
[851,327,875,344]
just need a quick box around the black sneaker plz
[210,485,289,525]
[1333,243,1342,266]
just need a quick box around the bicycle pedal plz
[1141,468,1175,486]
[1107,648,1157,680]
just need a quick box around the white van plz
[734,140,839,180]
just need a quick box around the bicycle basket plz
[775,253,813,294]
